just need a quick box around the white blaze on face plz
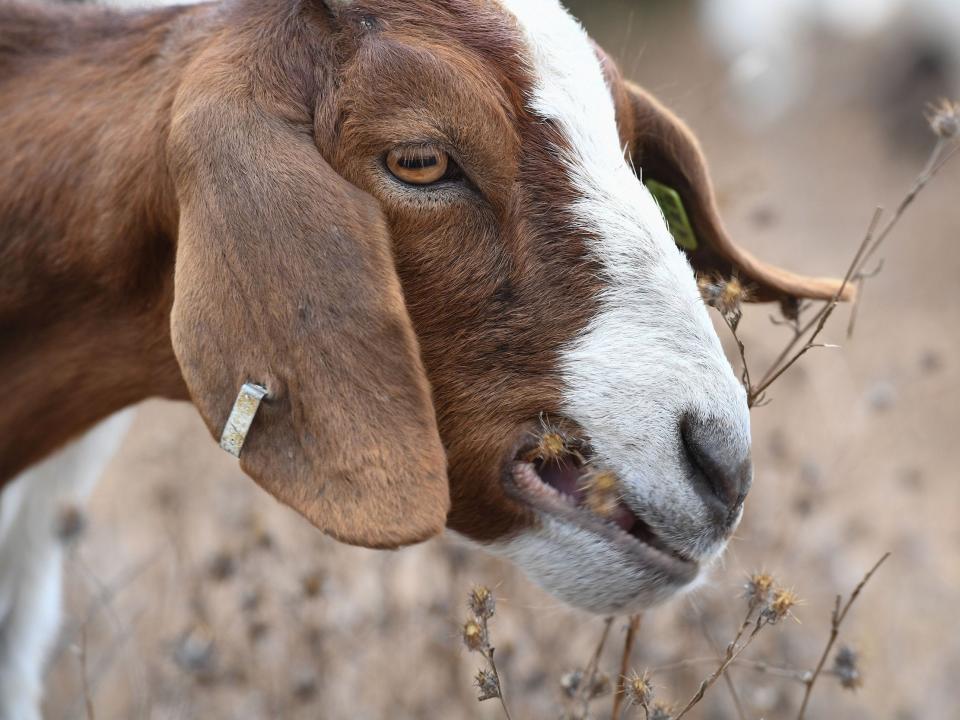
[490,0,750,613]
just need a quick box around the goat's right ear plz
[166,63,449,550]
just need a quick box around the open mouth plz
[504,431,698,582]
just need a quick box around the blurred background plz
[41,0,960,718]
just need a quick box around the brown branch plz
[482,646,514,720]
[756,306,823,390]
[700,617,748,720]
[847,140,958,338]
[674,614,768,719]
[611,614,643,720]
[795,552,891,720]
[723,315,757,406]
[748,208,880,404]
[464,587,514,720]
[652,656,824,683]
[734,134,959,404]
[576,616,614,718]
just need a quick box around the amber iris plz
[386,146,450,185]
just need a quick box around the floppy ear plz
[623,80,854,306]
[166,68,448,549]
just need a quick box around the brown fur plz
[0,0,845,549]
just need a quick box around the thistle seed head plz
[624,670,654,709]
[462,618,487,652]
[928,98,960,139]
[561,668,611,701]
[474,668,501,701]
[560,669,583,699]
[468,585,495,620]
[832,645,863,690]
[762,587,799,624]
[699,274,751,323]
[744,572,775,609]
[580,469,620,517]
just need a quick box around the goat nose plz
[680,413,753,520]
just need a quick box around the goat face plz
[168,0,846,614]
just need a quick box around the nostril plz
[680,413,753,518]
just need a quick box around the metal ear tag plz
[219,382,268,458]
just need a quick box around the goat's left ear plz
[621,80,853,306]
[167,61,448,550]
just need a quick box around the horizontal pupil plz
[400,155,439,170]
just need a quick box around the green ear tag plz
[645,179,698,251]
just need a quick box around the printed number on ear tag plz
[645,179,698,251]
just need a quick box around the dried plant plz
[563,616,614,719]
[703,106,960,407]
[831,645,863,691]
[522,415,589,465]
[670,575,792,719]
[462,552,889,719]
[461,585,514,720]
[795,552,890,719]
[611,614,643,719]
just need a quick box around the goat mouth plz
[504,454,698,581]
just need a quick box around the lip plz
[503,460,700,587]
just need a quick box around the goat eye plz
[386,146,451,185]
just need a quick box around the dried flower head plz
[539,431,567,458]
[927,98,960,140]
[762,587,799,624]
[624,669,654,709]
[523,417,589,464]
[649,701,674,720]
[561,668,611,701]
[560,669,583,699]
[699,274,751,323]
[744,572,775,609]
[579,469,620,517]
[468,585,496,620]
[832,645,863,690]
[474,668,501,701]
[462,618,487,652]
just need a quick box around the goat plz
[0,0,850,716]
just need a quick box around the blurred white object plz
[700,0,960,126]
[0,411,133,720]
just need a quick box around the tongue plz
[608,504,637,532]
[538,458,584,501]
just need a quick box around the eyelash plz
[384,146,466,187]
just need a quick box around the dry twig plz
[700,617,748,720]
[707,123,959,407]
[795,552,890,719]
[672,613,767,719]
[611,614,643,720]
[668,573,797,719]
[572,616,614,718]
[463,586,514,720]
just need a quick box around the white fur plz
[491,0,750,612]
[0,410,134,720]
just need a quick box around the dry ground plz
[41,3,960,718]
